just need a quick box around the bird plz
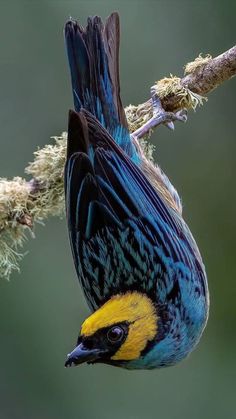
[63,12,209,370]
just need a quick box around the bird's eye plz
[107,326,124,343]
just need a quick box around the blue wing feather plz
[65,110,208,313]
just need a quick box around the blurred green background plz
[0,1,235,418]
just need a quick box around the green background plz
[0,1,235,418]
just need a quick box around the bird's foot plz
[131,89,187,140]
[151,88,188,130]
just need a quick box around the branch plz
[0,46,235,279]
[126,46,236,133]
[182,46,236,97]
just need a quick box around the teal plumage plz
[64,13,209,369]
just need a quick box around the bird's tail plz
[64,13,137,160]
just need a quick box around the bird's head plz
[65,292,158,369]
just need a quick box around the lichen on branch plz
[0,134,67,279]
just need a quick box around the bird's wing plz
[65,110,207,310]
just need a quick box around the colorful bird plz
[64,12,209,370]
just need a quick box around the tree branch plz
[0,46,235,279]
[182,46,236,95]
[126,46,236,135]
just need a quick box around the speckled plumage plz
[64,13,209,369]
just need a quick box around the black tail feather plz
[64,13,129,138]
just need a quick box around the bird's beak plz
[65,342,103,367]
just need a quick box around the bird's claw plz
[151,91,188,131]
[131,93,187,140]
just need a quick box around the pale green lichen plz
[0,230,26,279]
[126,102,153,134]
[26,133,67,185]
[153,75,207,111]
[0,177,31,278]
[0,177,30,229]
[0,133,67,279]
[184,54,212,75]
[25,132,67,219]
